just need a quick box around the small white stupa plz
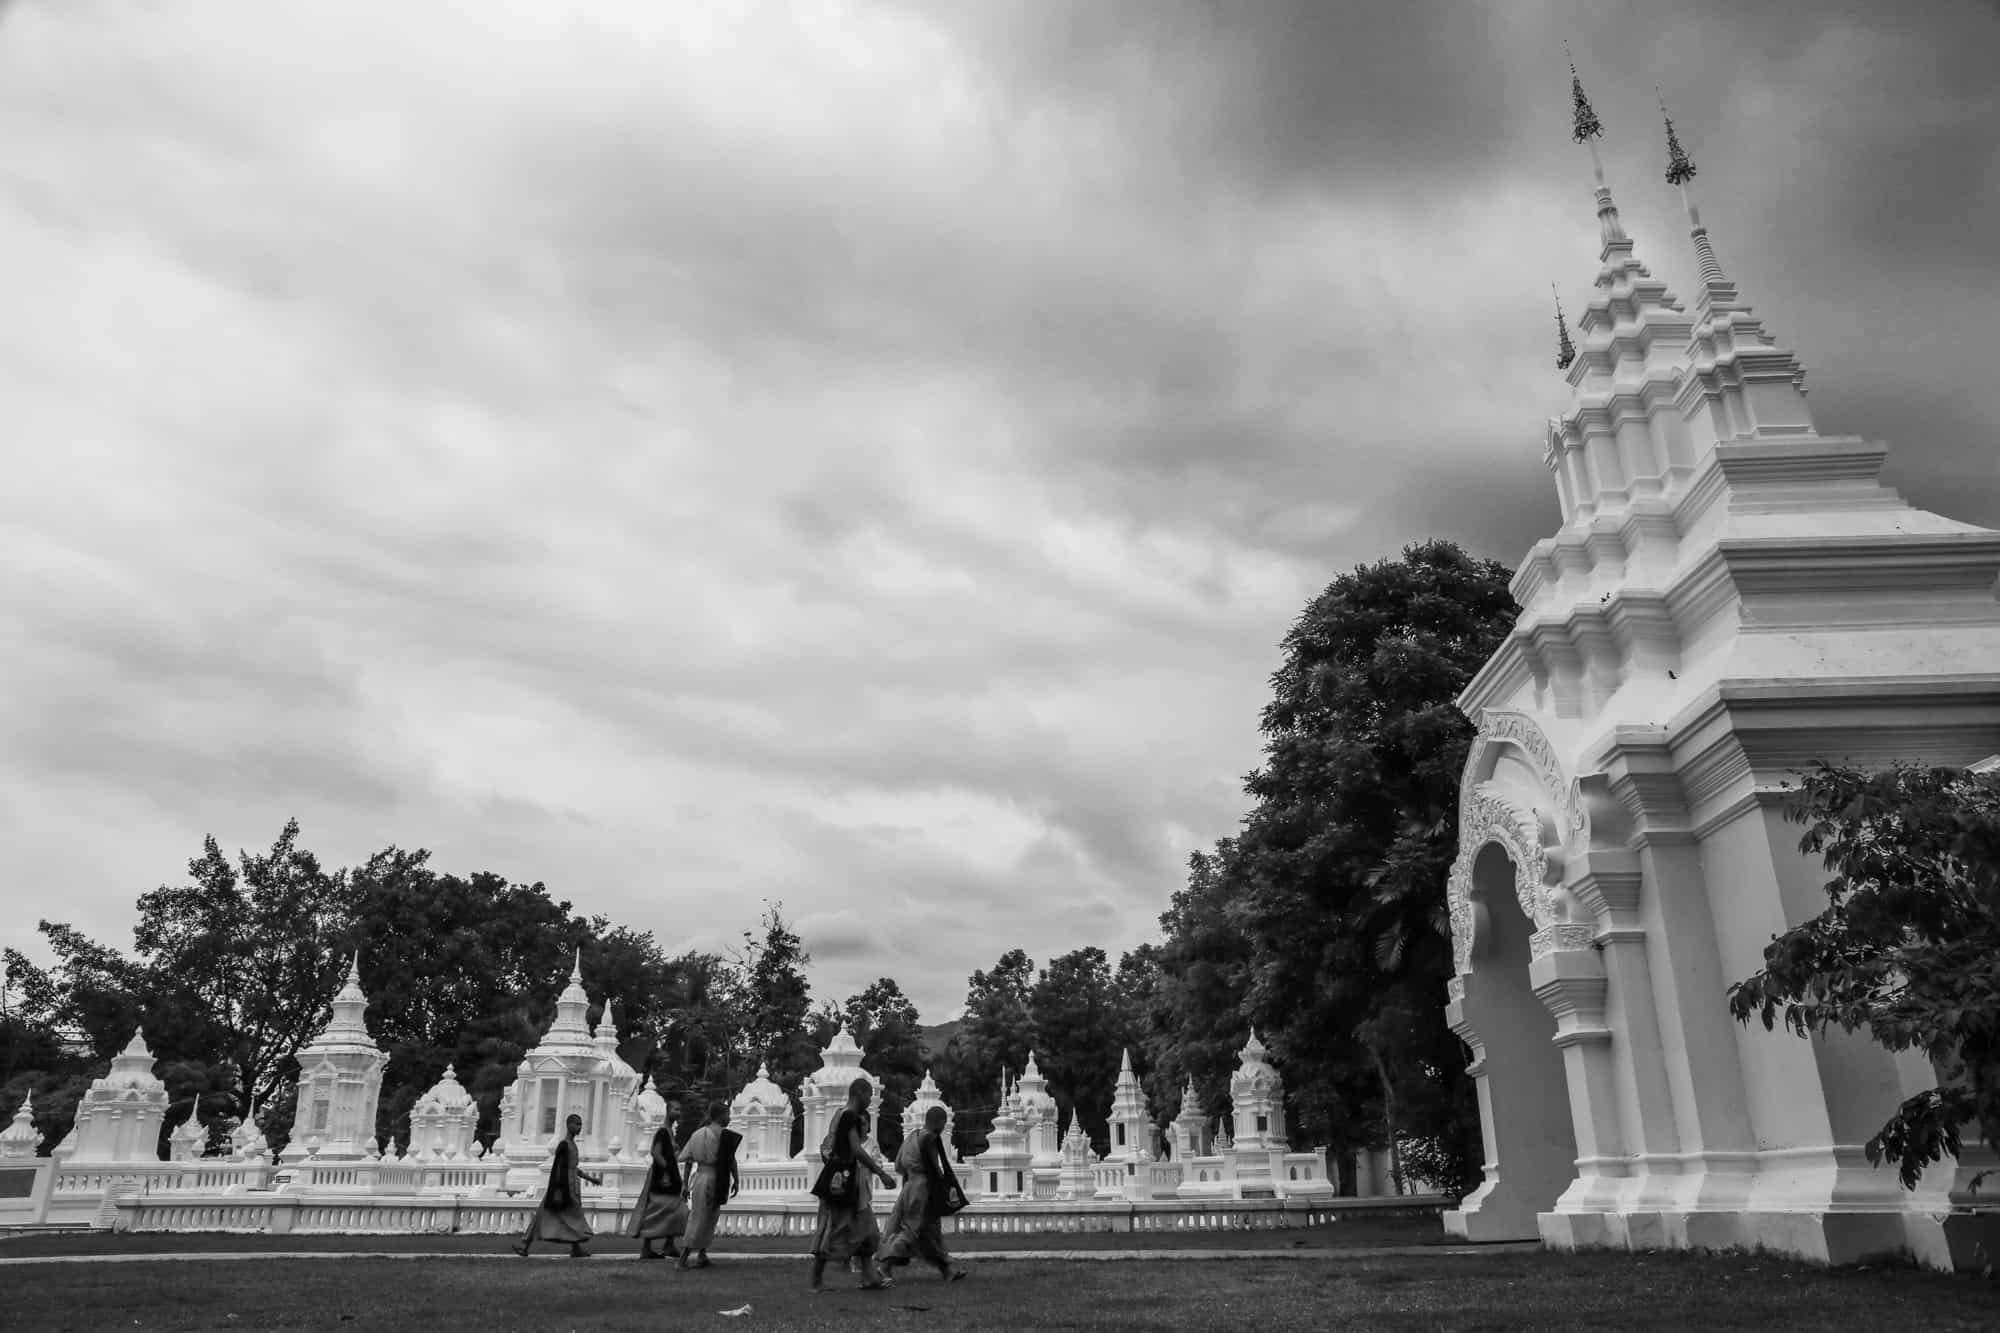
[283,956,388,1162]
[591,1000,643,1157]
[798,1026,882,1163]
[1228,1029,1289,1151]
[168,1113,205,1162]
[496,950,641,1168]
[900,1069,958,1161]
[624,1073,670,1156]
[971,1072,1031,1197]
[52,1029,169,1163]
[232,1097,271,1163]
[410,1065,480,1162]
[1171,1074,1213,1160]
[1015,1051,1061,1167]
[0,1093,40,1160]
[729,1061,793,1162]
[1104,1049,1151,1163]
[1056,1113,1096,1199]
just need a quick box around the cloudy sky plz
[2,0,1995,1022]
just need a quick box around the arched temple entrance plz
[1445,841,1578,1241]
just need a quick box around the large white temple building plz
[1440,64,2000,1272]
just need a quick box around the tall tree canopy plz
[1728,762,2000,1191]
[1151,539,1516,1191]
[739,903,817,1091]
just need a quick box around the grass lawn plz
[5,1247,1994,1331]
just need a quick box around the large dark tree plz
[1729,762,2000,1191]
[1028,947,1134,1155]
[1157,539,1515,1193]
[739,903,817,1091]
[937,948,1040,1153]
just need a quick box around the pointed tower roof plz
[1552,283,1577,370]
[1544,51,1695,523]
[0,1092,38,1158]
[325,954,369,1035]
[1657,87,1746,318]
[294,955,383,1065]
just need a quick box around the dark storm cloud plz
[2,0,1993,1020]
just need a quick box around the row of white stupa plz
[2,954,1339,1218]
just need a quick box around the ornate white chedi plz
[409,1065,481,1162]
[496,951,639,1165]
[798,1026,882,1162]
[231,1098,271,1163]
[1014,1052,1062,1167]
[971,1074,1031,1197]
[591,1000,645,1157]
[624,1073,670,1153]
[1,1093,40,1159]
[284,958,388,1162]
[1442,65,2000,1272]
[1056,1114,1095,1199]
[730,1062,794,1162]
[1170,1075,1212,1160]
[1103,1049,1151,1163]
[53,1030,169,1163]
[1228,1029,1288,1151]
[901,1069,958,1161]
[168,1114,205,1162]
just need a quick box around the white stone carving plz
[1529,924,1598,960]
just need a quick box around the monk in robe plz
[808,1078,898,1292]
[624,1113,687,1260]
[513,1113,602,1258]
[880,1105,968,1282]
[678,1100,737,1269]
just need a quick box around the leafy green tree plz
[651,949,747,1111]
[1144,845,1257,1122]
[4,925,150,1060]
[1728,762,2000,1190]
[1028,948,1132,1153]
[1159,540,1514,1191]
[740,904,817,1090]
[130,819,357,1120]
[939,949,1040,1151]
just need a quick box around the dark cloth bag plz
[646,1128,683,1197]
[918,1133,969,1217]
[810,1110,863,1208]
[541,1140,576,1212]
[718,1129,743,1198]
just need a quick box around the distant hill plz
[917,1018,964,1060]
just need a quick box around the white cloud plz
[2,0,1994,1023]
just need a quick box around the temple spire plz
[1658,87,1738,309]
[1564,47,1627,251]
[1567,46,1603,147]
[1552,283,1577,370]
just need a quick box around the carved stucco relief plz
[1449,710,1591,975]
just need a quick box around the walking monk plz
[624,1109,687,1261]
[880,1105,969,1283]
[513,1113,601,1258]
[678,1100,737,1269]
[808,1078,898,1292]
